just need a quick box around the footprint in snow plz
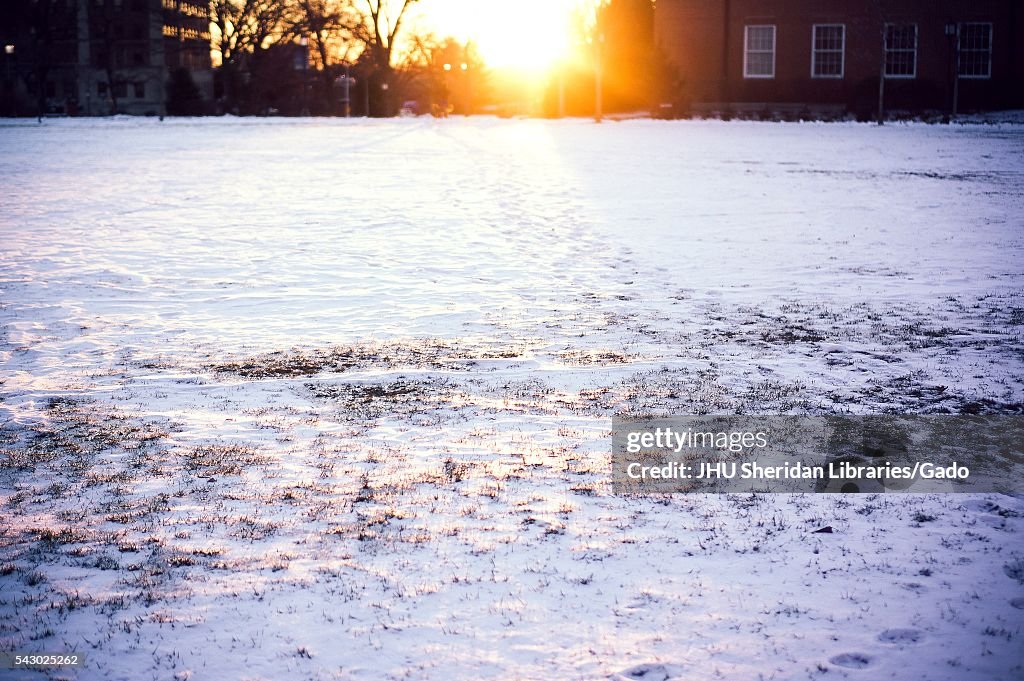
[1010,597,1024,610]
[960,499,1000,513]
[878,628,923,645]
[612,663,683,680]
[960,500,1021,517]
[829,652,874,670]
[1004,559,1024,584]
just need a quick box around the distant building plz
[1,0,212,116]
[655,0,1024,116]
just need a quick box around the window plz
[133,82,145,98]
[744,25,776,78]
[958,23,992,78]
[884,24,917,78]
[812,24,845,78]
[97,81,107,96]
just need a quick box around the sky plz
[409,0,588,73]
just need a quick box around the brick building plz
[1,0,212,116]
[655,0,1024,116]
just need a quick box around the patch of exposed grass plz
[180,443,271,476]
[305,379,458,419]
[558,349,634,366]
[209,339,526,379]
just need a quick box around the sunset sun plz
[413,0,585,73]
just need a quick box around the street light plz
[442,62,471,116]
[558,61,566,118]
[3,44,13,117]
[593,32,605,123]
[461,63,472,115]
[440,64,452,116]
[335,67,354,117]
[945,23,960,116]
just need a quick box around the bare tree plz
[340,0,421,114]
[207,0,424,115]
[286,0,347,71]
[284,0,351,112]
[210,0,286,67]
[404,34,485,115]
[210,0,243,67]
[210,0,287,110]
[347,0,419,71]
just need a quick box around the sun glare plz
[414,0,584,74]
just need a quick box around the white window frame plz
[958,22,993,79]
[744,25,776,79]
[811,24,845,79]
[884,23,918,79]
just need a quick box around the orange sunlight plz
[412,0,589,74]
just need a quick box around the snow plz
[1,116,1023,681]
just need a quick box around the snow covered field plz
[1,117,1023,680]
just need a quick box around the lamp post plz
[558,62,566,118]
[593,32,605,123]
[442,62,452,116]
[3,45,12,85]
[877,25,886,125]
[440,62,452,115]
[2,44,12,117]
[335,48,353,117]
[298,36,310,116]
[344,66,351,117]
[335,64,352,117]
[945,23,960,117]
